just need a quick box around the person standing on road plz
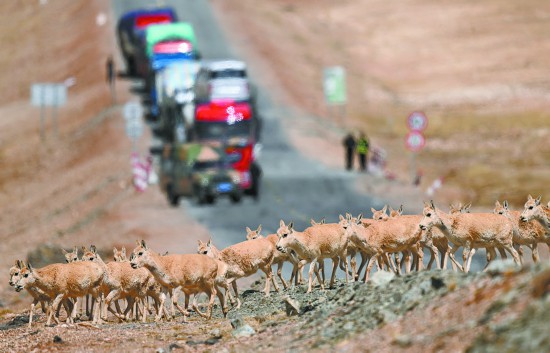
[356,131,370,172]
[342,132,356,171]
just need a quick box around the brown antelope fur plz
[245,225,302,290]
[14,259,104,326]
[82,246,167,323]
[344,212,425,282]
[372,206,436,274]
[276,219,350,293]
[321,216,364,282]
[113,247,127,262]
[9,260,65,328]
[495,200,550,264]
[419,201,521,273]
[62,246,95,320]
[371,206,415,274]
[196,239,236,310]
[456,202,508,269]
[198,235,276,309]
[130,240,223,322]
[62,246,80,263]
[521,195,550,234]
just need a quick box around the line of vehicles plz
[116,6,262,206]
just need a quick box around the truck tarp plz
[145,22,197,57]
[176,144,221,163]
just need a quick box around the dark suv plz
[158,143,242,206]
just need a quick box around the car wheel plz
[193,185,207,205]
[206,195,216,204]
[167,185,179,207]
[230,193,242,204]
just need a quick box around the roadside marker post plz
[123,101,144,152]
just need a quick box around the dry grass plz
[215,0,550,208]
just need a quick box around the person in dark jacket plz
[342,132,356,171]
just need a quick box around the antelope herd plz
[8,195,550,327]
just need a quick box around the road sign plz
[405,131,426,152]
[123,101,143,121]
[31,83,67,107]
[407,111,428,131]
[323,66,347,105]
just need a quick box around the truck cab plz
[191,100,262,199]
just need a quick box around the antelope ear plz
[382,205,388,213]
[320,218,325,225]
[113,247,118,255]
[398,205,403,213]
[27,262,34,272]
[370,207,376,213]
[279,220,285,228]
[73,246,78,252]
[503,200,509,209]
[246,227,252,234]
[356,214,363,223]
[62,248,68,254]
[527,194,533,201]
[141,240,148,249]
[430,200,436,209]
[207,238,212,246]
[136,239,141,246]
[81,246,87,253]
[256,225,262,234]
[197,239,203,246]
[121,247,126,256]
[339,214,345,222]
[310,219,316,226]
[288,222,294,230]
[535,195,542,205]
[495,200,500,207]
[16,260,23,269]
[90,245,97,254]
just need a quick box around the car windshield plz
[193,160,223,170]
[194,121,251,141]
[211,69,246,79]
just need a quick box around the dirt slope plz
[211,0,550,206]
[0,1,549,352]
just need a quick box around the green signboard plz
[323,66,347,105]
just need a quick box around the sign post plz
[124,101,144,152]
[323,66,347,126]
[405,111,428,184]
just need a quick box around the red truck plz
[191,99,261,199]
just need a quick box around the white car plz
[193,60,252,104]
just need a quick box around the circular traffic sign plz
[124,101,143,122]
[407,111,428,131]
[405,131,426,152]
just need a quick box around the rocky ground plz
[1,0,549,352]
[1,261,549,352]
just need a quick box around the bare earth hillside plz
[0,1,549,352]
[212,0,550,206]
